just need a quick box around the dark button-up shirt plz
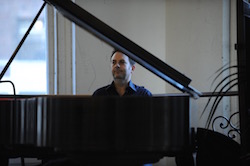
[92,81,152,96]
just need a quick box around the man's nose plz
[115,63,120,68]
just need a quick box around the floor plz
[9,158,41,166]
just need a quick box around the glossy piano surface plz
[0,95,190,164]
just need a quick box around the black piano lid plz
[44,0,201,98]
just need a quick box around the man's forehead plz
[112,53,129,61]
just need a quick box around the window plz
[0,0,47,95]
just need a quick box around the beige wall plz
[49,0,237,96]
[50,0,236,94]
[73,0,167,95]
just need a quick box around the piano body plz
[0,95,190,165]
[0,0,200,165]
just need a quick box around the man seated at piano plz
[93,50,152,97]
[92,50,153,166]
[42,50,153,166]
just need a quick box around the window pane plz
[0,0,47,95]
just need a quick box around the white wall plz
[48,0,237,96]
[73,0,167,95]
[164,0,236,93]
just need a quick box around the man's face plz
[111,52,135,82]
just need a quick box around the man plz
[93,50,152,96]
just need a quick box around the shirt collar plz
[128,81,137,92]
[106,81,137,92]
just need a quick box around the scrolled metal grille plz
[212,111,240,139]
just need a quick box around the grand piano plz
[0,0,201,165]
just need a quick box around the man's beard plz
[112,70,125,80]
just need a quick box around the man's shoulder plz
[92,85,110,96]
[132,84,152,96]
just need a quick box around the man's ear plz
[131,65,135,72]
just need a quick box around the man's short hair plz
[111,50,136,66]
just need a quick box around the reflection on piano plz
[0,0,200,165]
[0,95,190,165]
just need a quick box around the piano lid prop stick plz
[0,2,47,81]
